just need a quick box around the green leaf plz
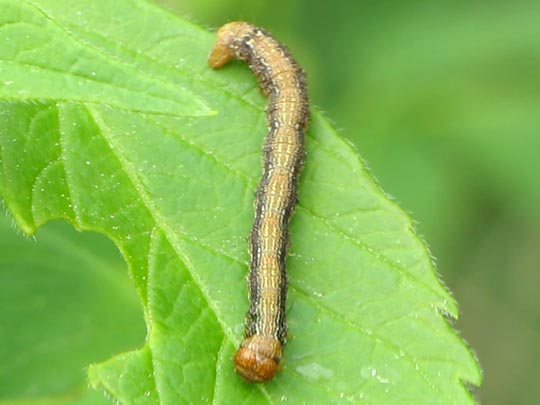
[0,0,481,403]
[0,216,145,403]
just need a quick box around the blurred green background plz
[157,0,538,403]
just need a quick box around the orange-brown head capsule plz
[233,335,283,382]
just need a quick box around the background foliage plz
[155,0,540,403]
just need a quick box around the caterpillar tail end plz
[208,40,232,68]
[208,22,251,68]
[233,335,283,382]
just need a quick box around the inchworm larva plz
[209,22,309,382]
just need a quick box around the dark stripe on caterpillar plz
[209,21,310,382]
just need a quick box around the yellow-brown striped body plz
[209,22,309,382]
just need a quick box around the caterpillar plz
[209,22,310,382]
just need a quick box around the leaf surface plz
[0,217,144,403]
[0,0,481,403]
